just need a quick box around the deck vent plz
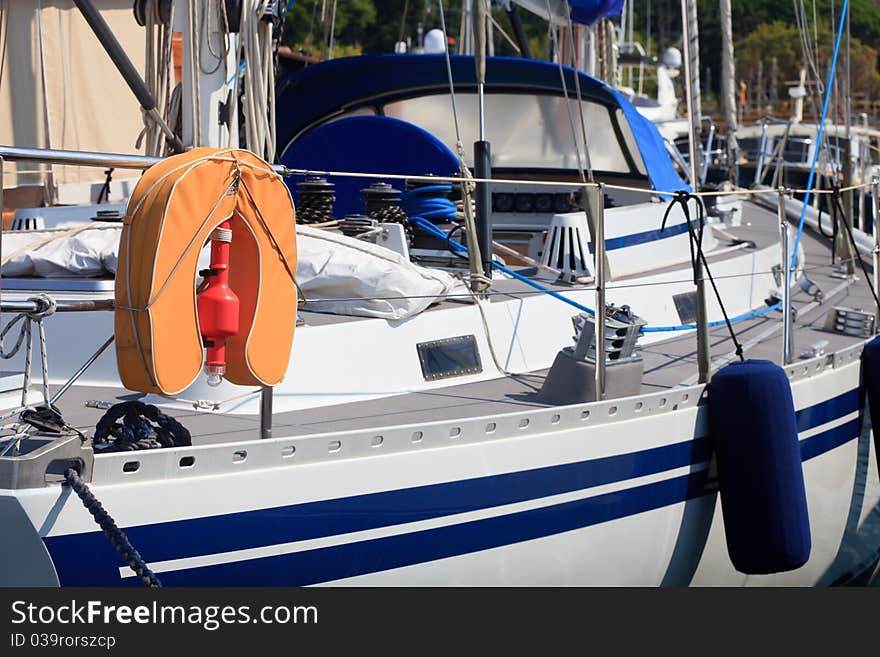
[10,215,45,231]
[540,214,591,280]
[824,307,875,338]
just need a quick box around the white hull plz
[2,343,877,586]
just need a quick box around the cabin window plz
[614,108,647,175]
[383,93,637,174]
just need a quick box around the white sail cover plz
[1,223,455,320]
[294,224,456,320]
[1,224,121,277]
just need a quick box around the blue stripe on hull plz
[43,388,862,586]
[591,220,690,253]
[47,438,713,570]
[158,472,710,586]
[795,389,860,433]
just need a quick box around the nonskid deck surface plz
[15,201,880,446]
[640,202,876,389]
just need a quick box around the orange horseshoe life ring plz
[115,148,298,395]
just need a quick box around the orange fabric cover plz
[115,148,297,394]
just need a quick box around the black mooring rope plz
[92,401,191,452]
[64,467,162,588]
[661,191,745,361]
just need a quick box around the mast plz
[173,0,241,150]
[680,0,710,383]
[681,0,702,182]
[719,0,738,185]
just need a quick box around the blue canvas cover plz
[283,116,459,216]
[569,0,625,25]
[276,54,688,194]
[609,88,690,193]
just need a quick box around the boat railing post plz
[1,155,4,308]
[754,121,768,186]
[873,177,880,330]
[778,187,794,363]
[694,250,711,383]
[260,386,273,439]
[592,182,606,400]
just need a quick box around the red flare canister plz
[197,220,240,386]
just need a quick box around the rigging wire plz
[790,0,851,280]
[436,0,486,288]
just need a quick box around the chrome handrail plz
[0,145,287,174]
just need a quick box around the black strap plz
[830,187,880,313]
[661,191,745,361]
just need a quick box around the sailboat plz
[0,0,878,587]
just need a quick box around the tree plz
[283,0,377,55]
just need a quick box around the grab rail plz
[0,146,288,175]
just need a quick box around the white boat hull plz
[2,344,877,587]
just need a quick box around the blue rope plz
[407,214,788,328]
[402,185,459,222]
[642,302,782,333]
[404,181,798,332]
[407,215,596,315]
[790,0,850,278]
[226,61,245,86]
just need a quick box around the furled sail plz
[506,0,623,26]
[568,0,624,25]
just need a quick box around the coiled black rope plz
[63,467,162,588]
[92,401,191,453]
[296,177,336,224]
[370,205,414,244]
[661,191,745,361]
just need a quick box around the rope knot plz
[26,294,56,320]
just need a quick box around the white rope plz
[159,387,263,412]
[0,295,56,456]
[241,1,276,160]
[188,0,203,146]
[200,0,230,75]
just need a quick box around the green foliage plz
[734,20,801,82]
[282,0,376,55]
[625,0,880,102]
[282,0,551,57]
[279,0,879,106]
